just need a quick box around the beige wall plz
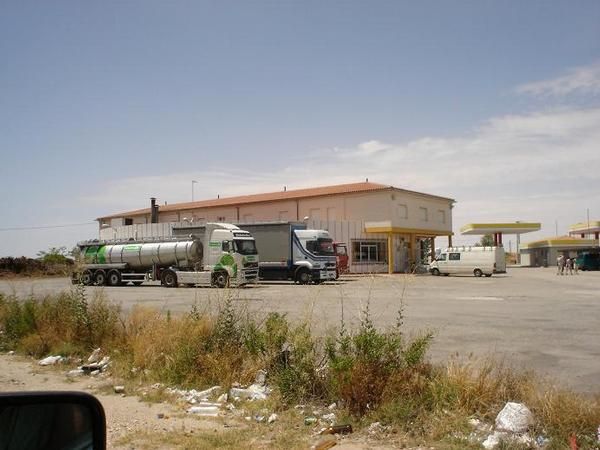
[128,190,452,234]
[239,200,298,222]
[391,195,452,232]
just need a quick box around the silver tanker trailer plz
[73,223,258,288]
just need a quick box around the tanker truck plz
[73,223,259,288]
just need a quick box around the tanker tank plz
[84,240,203,270]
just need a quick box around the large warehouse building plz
[97,181,455,273]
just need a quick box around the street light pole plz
[192,180,198,202]
[587,208,590,239]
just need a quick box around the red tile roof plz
[98,181,453,220]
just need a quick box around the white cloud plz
[516,62,600,97]
[79,107,600,246]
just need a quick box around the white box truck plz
[174,221,337,284]
[74,223,259,288]
[429,246,506,277]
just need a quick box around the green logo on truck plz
[215,254,237,277]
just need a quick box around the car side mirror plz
[0,391,106,450]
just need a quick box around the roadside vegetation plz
[0,246,75,278]
[0,287,599,449]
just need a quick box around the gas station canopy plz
[460,223,541,235]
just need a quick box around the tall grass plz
[0,287,120,356]
[0,288,598,448]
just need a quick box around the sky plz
[1,1,600,256]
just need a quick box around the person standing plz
[557,254,565,275]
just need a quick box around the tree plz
[36,246,71,265]
[478,234,495,247]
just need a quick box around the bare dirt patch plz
[0,354,408,449]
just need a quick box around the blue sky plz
[1,1,600,256]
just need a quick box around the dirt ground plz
[0,354,418,449]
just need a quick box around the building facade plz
[97,182,455,273]
[519,220,600,267]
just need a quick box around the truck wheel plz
[474,269,483,277]
[295,268,311,285]
[81,270,93,286]
[431,268,440,276]
[94,270,107,286]
[107,270,121,287]
[161,270,178,288]
[213,272,229,288]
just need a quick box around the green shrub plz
[326,302,433,417]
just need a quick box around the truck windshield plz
[234,239,258,255]
[307,238,335,255]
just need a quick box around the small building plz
[97,181,455,273]
[520,236,598,267]
[569,220,600,240]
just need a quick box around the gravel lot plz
[2,267,599,393]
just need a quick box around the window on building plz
[438,210,446,224]
[352,240,387,263]
[449,253,460,261]
[124,218,133,226]
[397,204,408,219]
[419,207,428,222]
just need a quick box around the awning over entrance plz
[364,221,453,274]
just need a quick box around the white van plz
[429,246,506,277]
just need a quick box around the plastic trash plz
[482,431,508,449]
[304,417,318,425]
[321,413,336,423]
[495,402,533,433]
[255,370,267,386]
[188,403,220,416]
[66,369,85,378]
[87,348,102,363]
[229,383,270,401]
[197,385,221,401]
[39,355,62,366]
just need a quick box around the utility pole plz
[192,180,198,202]
[587,208,590,239]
